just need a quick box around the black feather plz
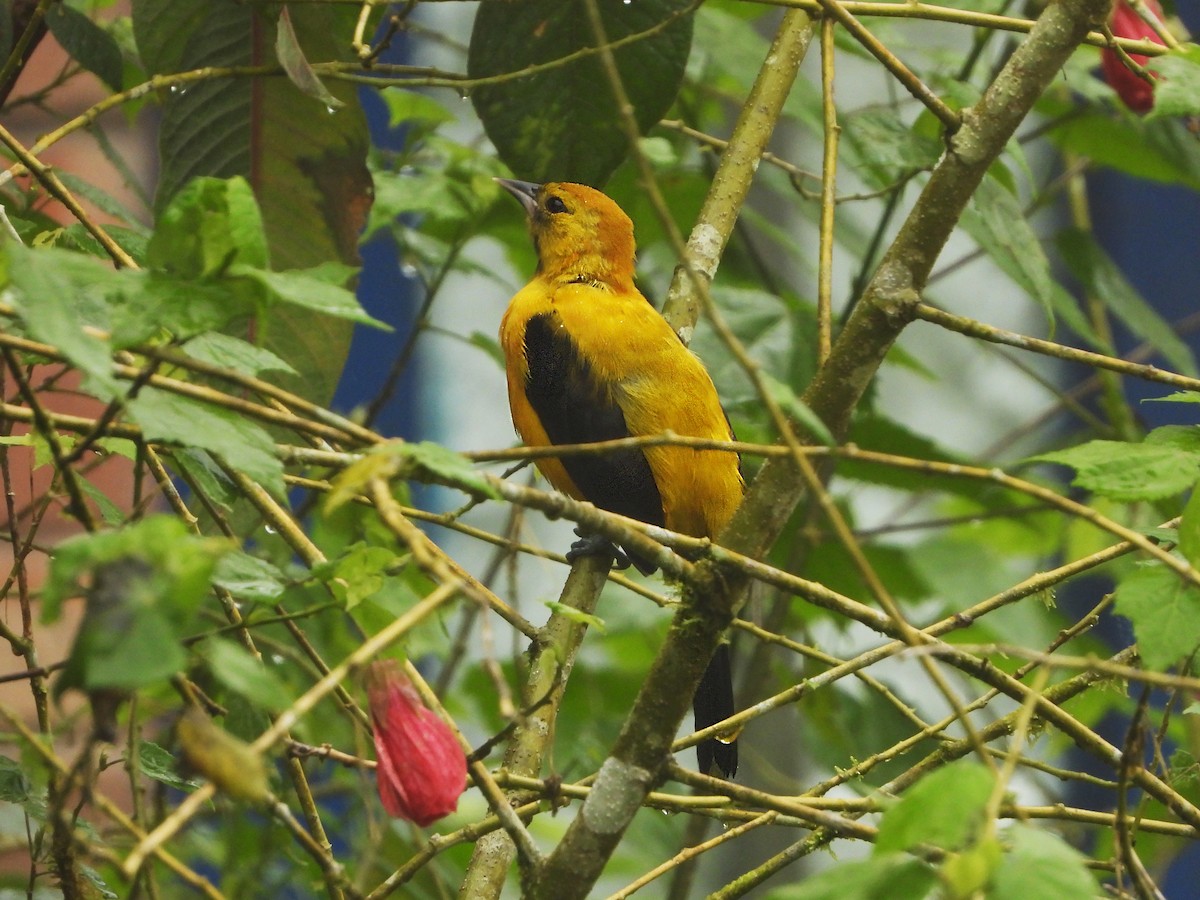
[524,312,663,572]
[694,643,738,778]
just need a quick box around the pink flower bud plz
[1101,0,1167,113]
[366,660,467,826]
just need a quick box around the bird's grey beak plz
[495,178,541,219]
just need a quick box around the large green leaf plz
[990,825,1099,899]
[840,108,941,191]
[202,639,295,712]
[959,176,1098,343]
[691,6,822,133]
[212,551,288,604]
[2,242,124,398]
[132,0,373,403]
[1049,110,1200,191]
[182,333,298,378]
[138,741,201,792]
[1147,46,1200,120]
[1057,227,1197,377]
[764,856,937,900]
[147,176,269,276]
[45,3,124,91]
[1034,436,1200,502]
[1180,485,1200,569]
[875,761,995,854]
[1115,563,1200,671]
[468,0,695,184]
[44,518,231,693]
[127,386,285,499]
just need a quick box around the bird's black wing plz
[523,312,664,558]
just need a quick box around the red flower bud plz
[366,660,467,826]
[1100,0,1167,113]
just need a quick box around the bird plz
[496,178,743,778]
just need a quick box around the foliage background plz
[1,0,1200,897]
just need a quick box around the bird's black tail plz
[694,643,738,778]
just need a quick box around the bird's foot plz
[567,528,632,570]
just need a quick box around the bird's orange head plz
[496,180,636,289]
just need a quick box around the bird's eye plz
[545,196,568,214]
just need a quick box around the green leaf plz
[346,569,427,638]
[43,516,227,623]
[131,2,209,75]
[383,89,454,129]
[1034,439,1200,502]
[990,824,1098,900]
[691,6,822,133]
[147,176,269,277]
[941,836,1004,898]
[1147,46,1200,120]
[332,441,498,505]
[47,519,232,694]
[1057,228,1196,376]
[169,448,240,512]
[127,387,285,500]
[84,599,185,689]
[4,242,123,398]
[1049,110,1200,191]
[1146,424,1200,453]
[761,373,834,446]
[544,601,607,633]
[76,478,126,527]
[115,274,254,347]
[1179,487,1200,568]
[230,263,386,329]
[274,7,342,110]
[56,171,150,232]
[326,447,402,512]
[5,236,251,356]
[959,177,1097,343]
[46,3,124,90]
[840,108,941,190]
[134,0,373,403]
[691,286,816,412]
[764,856,936,900]
[81,864,119,899]
[399,441,502,500]
[183,332,298,378]
[1115,563,1200,671]
[203,639,295,712]
[138,741,201,792]
[1152,391,1200,405]
[468,0,695,184]
[328,543,398,610]
[0,755,31,804]
[213,552,287,604]
[875,760,995,854]
[841,415,988,501]
[367,134,509,241]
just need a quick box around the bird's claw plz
[566,529,632,570]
